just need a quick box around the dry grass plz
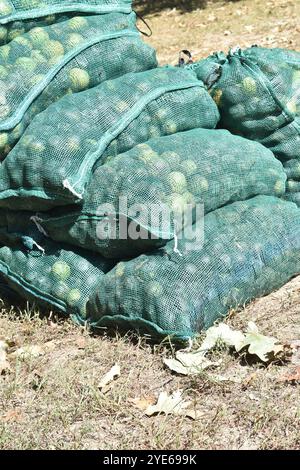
[1,0,300,450]
[1,276,299,450]
[139,0,300,65]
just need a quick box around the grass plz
[1,276,300,450]
[1,0,300,450]
[138,0,300,65]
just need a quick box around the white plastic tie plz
[32,240,45,255]
[30,216,49,237]
[173,230,183,257]
[63,179,83,200]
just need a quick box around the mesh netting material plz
[81,196,300,340]
[0,12,80,46]
[283,161,300,207]
[0,11,158,159]
[283,192,300,207]
[0,67,219,211]
[0,209,113,317]
[192,46,300,163]
[36,128,286,259]
[0,1,132,22]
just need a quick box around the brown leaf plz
[1,409,23,423]
[242,372,258,389]
[277,367,300,384]
[130,396,156,411]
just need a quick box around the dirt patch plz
[0,275,299,450]
[139,0,300,65]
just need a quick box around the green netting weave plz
[0,13,78,45]
[0,1,132,22]
[192,46,300,162]
[283,160,300,206]
[0,209,113,317]
[0,0,132,46]
[0,67,219,211]
[37,128,286,259]
[0,10,157,159]
[283,192,300,207]
[82,196,300,340]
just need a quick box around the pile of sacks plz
[0,1,300,341]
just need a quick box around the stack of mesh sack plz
[0,62,219,327]
[0,0,157,160]
[192,46,300,207]
[1,29,300,340]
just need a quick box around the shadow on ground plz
[134,1,242,16]
[134,0,208,15]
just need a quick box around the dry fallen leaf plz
[1,408,23,423]
[202,322,283,362]
[12,341,56,359]
[0,340,10,374]
[164,350,221,376]
[242,372,258,389]
[145,391,198,420]
[277,366,300,384]
[12,345,44,359]
[200,323,245,353]
[237,322,284,362]
[99,364,120,392]
[164,323,285,378]
[130,396,156,411]
[215,366,249,384]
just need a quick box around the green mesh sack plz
[0,13,74,46]
[283,159,300,180]
[0,0,133,47]
[0,0,132,22]
[36,128,286,259]
[0,209,113,317]
[283,188,300,207]
[0,10,158,159]
[283,161,300,206]
[83,196,300,340]
[1,10,128,46]
[192,46,300,162]
[0,67,219,211]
